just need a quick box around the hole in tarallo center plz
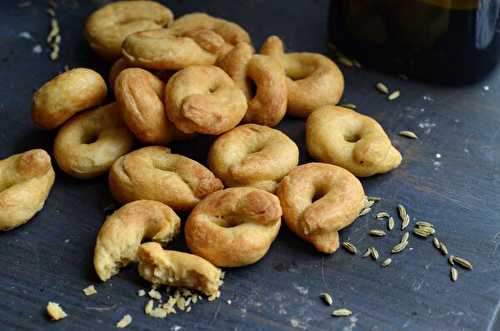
[82,133,99,144]
[312,190,326,203]
[344,133,361,143]
[248,79,257,98]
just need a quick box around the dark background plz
[1,1,500,330]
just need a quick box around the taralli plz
[185,187,282,267]
[114,68,182,145]
[122,29,219,70]
[208,124,299,192]
[0,149,55,231]
[94,200,181,281]
[276,163,365,253]
[54,103,135,179]
[261,36,344,117]
[306,106,402,177]
[170,12,251,47]
[32,68,107,130]
[109,146,223,211]
[85,1,174,61]
[219,43,287,126]
[165,65,247,135]
[138,242,222,297]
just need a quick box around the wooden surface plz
[1,1,500,330]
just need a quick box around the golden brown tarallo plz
[121,12,250,70]
[261,36,344,117]
[94,200,181,281]
[114,68,184,145]
[137,242,222,297]
[85,1,174,61]
[32,68,107,130]
[306,106,402,177]
[218,42,287,126]
[276,163,365,253]
[0,149,55,231]
[122,29,219,70]
[208,124,298,192]
[165,65,247,135]
[185,187,282,267]
[53,103,135,179]
[109,146,223,212]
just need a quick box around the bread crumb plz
[137,289,146,297]
[148,289,162,300]
[46,302,67,320]
[83,285,97,296]
[145,299,168,319]
[116,314,132,328]
[226,299,232,305]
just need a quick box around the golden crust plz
[165,65,247,135]
[32,68,107,130]
[122,29,218,70]
[114,68,183,145]
[94,200,181,281]
[261,36,344,117]
[276,163,365,253]
[0,149,55,231]
[53,103,135,179]
[208,124,299,192]
[306,106,402,177]
[219,43,287,126]
[170,12,251,47]
[85,1,174,61]
[138,242,222,297]
[108,146,223,211]
[185,187,282,267]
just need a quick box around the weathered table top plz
[1,1,500,330]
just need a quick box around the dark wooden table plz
[1,1,500,330]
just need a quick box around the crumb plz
[18,1,32,8]
[226,300,232,305]
[116,314,132,328]
[46,302,67,321]
[435,153,442,158]
[484,85,490,91]
[19,32,32,39]
[148,289,162,300]
[83,285,97,296]
[137,289,146,297]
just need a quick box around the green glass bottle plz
[329,0,500,84]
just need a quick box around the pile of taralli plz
[4,1,408,324]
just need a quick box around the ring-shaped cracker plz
[53,103,135,179]
[208,124,298,192]
[185,187,282,267]
[108,146,223,211]
[306,106,402,177]
[276,163,365,253]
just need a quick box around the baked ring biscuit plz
[276,163,365,253]
[114,68,183,145]
[0,149,55,231]
[185,187,282,267]
[122,28,219,70]
[138,242,222,297]
[94,200,180,281]
[208,124,299,192]
[54,103,135,179]
[109,146,223,211]
[85,1,174,61]
[218,43,287,126]
[32,68,107,130]
[306,106,402,177]
[165,65,247,135]
[261,36,344,117]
